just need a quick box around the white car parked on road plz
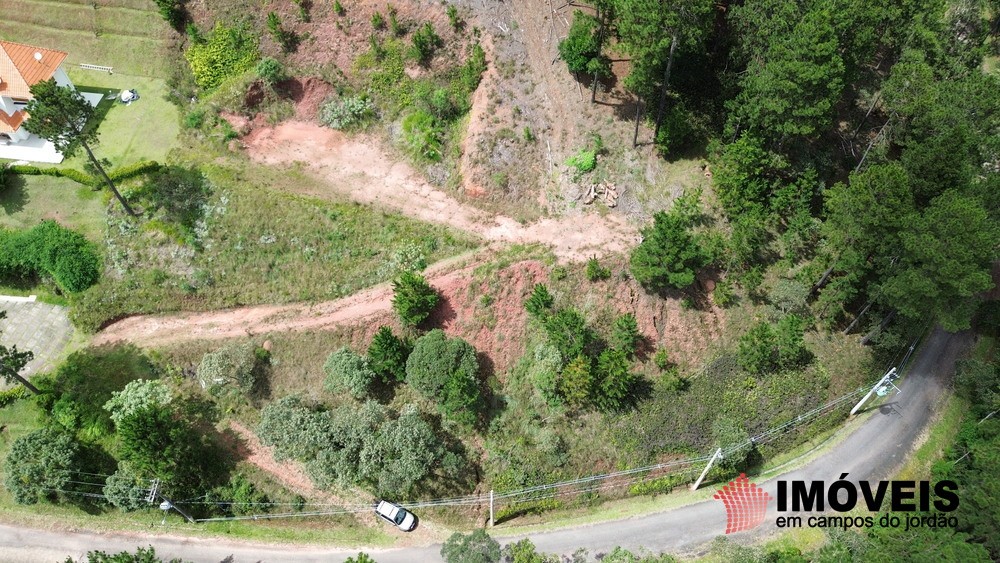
[373,500,417,532]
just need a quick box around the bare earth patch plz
[243,120,638,261]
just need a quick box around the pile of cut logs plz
[582,182,620,207]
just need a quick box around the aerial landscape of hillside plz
[0,0,998,561]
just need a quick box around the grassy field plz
[0,0,174,78]
[71,161,481,330]
[0,174,107,241]
[64,68,182,167]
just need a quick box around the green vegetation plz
[735,315,813,376]
[151,0,185,30]
[558,10,608,77]
[441,529,501,563]
[411,22,443,64]
[406,330,484,426]
[392,271,440,326]
[266,12,297,53]
[630,207,709,291]
[320,96,376,130]
[585,257,611,281]
[525,283,555,318]
[367,326,411,383]
[3,428,78,505]
[323,348,378,399]
[185,23,259,89]
[0,221,100,294]
[67,545,182,562]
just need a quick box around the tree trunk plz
[2,365,39,394]
[81,141,137,216]
[632,97,643,147]
[811,263,837,294]
[652,34,679,142]
[590,6,604,103]
[842,300,873,334]
[860,310,896,346]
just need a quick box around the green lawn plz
[0,0,173,78]
[64,69,182,167]
[0,175,107,242]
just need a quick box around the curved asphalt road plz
[0,328,970,562]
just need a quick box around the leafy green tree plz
[64,546,183,563]
[367,326,411,383]
[344,554,376,563]
[441,529,501,563]
[116,406,205,490]
[559,354,593,408]
[3,428,77,504]
[392,270,439,326]
[23,79,135,215]
[406,330,483,424]
[712,416,750,470]
[151,0,185,30]
[323,347,377,398]
[267,12,297,52]
[255,57,286,85]
[525,283,555,318]
[543,308,593,362]
[364,405,443,496]
[586,257,611,281]
[630,211,708,291]
[594,348,636,413]
[0,311,37,394]
[711,134,786,218]
[610,313,641,357]
[103,379,172,426]
[103,462,150,512]
[558,11,606,75]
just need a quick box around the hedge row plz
[0,387,27,408]
[0,221,101,293]
[6,161,161,188]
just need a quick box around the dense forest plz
[564,0,1000,333]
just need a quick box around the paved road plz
[0,328,970,562]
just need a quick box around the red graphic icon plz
[713,473,771,534]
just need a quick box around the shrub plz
[446,5,461,30]
[152,0,185,30]
[257,396,333,462]
[735,315,812,375]
[4,428,78,504]
[134,166,208,241]
[197,341,258,393]
[256,57,286,85]
[653,348,671,370]
[630,211,709,291]
[411,22,443,64]
[712,278,735,307]
[392,270,439,326]
[0,386,27,408]
[323,347,377,399]
[558,10,602,74]
[103,379,172,426]
[457,43,488,93]
[267,12,297,53]
[333,0,344,16]
[185,23,259,89]
[367,326,411,383]
[610,313,641,357]
[585,256,610,281]
[406,330,483,424]
[0,221,101,293]
[108,161,161,183]
[320,96,376,130]
[117,405,222,492]
[401,109,443,162]
[543,308,593,363]
[524,283,554,318]
[371,11,386,30]
[565,148,596,175]
[103,462,151,512]
[441,529,500,563]
[594,348,636,413]
[214,472,271,516]
[559,354,593,408]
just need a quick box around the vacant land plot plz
[0,0,173,78]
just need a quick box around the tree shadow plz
[0,173,28,214]
[425,292,458,329]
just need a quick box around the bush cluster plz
[319,96,376,130]
[185,23,259,89]
[406,329,484,426]
[0,221,101,293]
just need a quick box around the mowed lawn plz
[0,175,107,243]
[63,69,181,167]
[0,0,173,78]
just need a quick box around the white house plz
[0,40,75,163]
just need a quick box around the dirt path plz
[94,258,474,347]
[243,121,638,261]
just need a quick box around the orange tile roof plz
[0,41,68,100]
[0,109,27,134]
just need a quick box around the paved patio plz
[0,296,74,378]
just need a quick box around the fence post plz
[691,448,722,491]
[488,489,494,527]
